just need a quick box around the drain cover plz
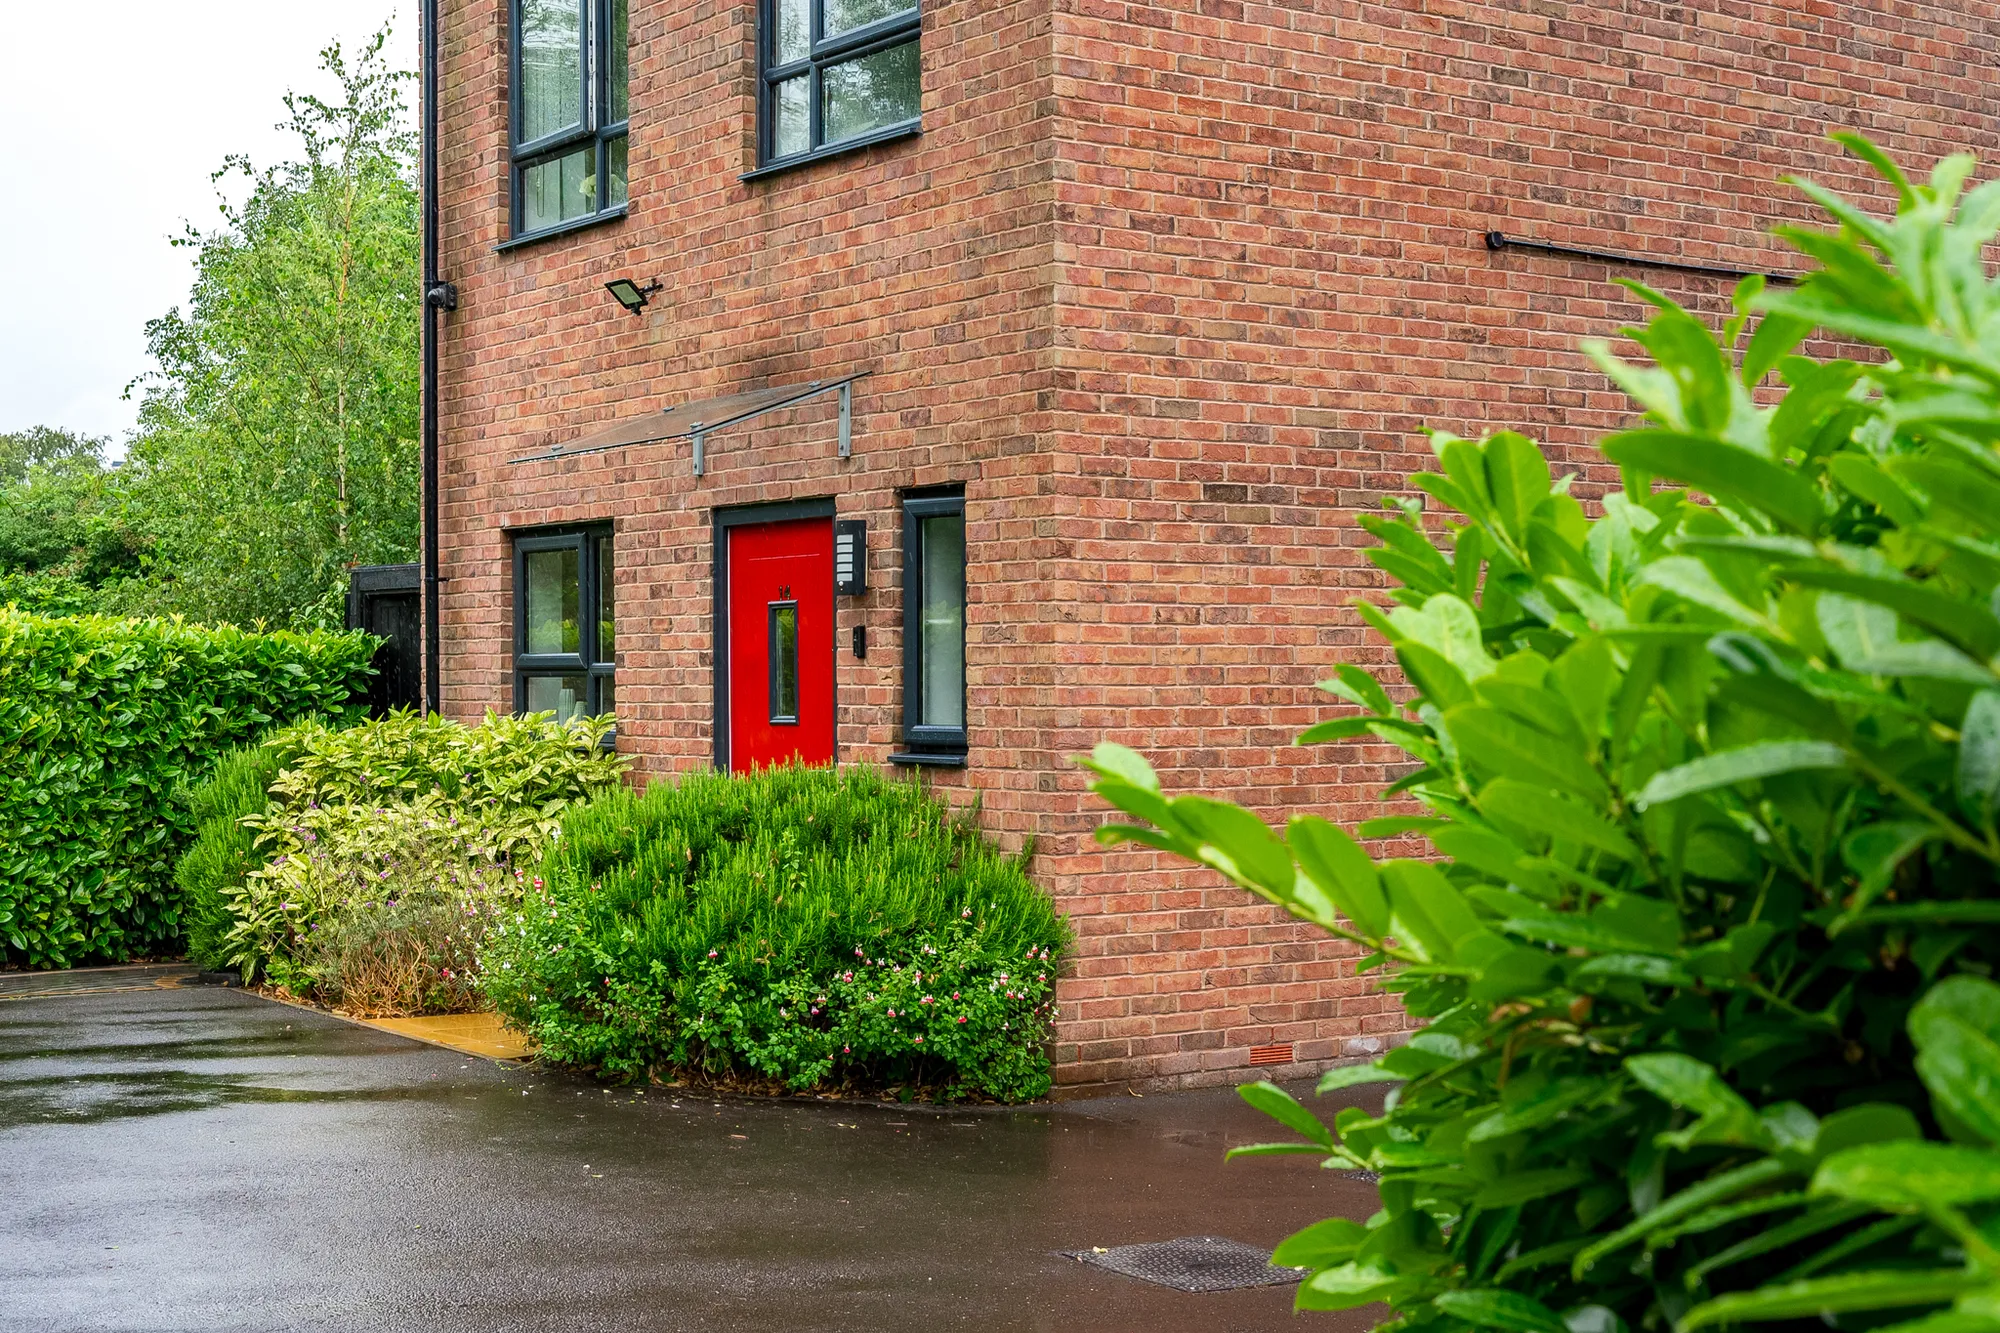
[1061,1235,1307,1293]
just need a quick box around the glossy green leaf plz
[1679,1270,1989,1331]
[1290,816,1392,939]
[1446,705,1609,806]
[1958,692,2000,823]
[1238,1079,1335,1149]
[1910,975,2000,1146]
[1436,1289,1569,1333]
[1813,1140,2000,1209]
[1271,1217,1368,1269]
[1603,430,1825,534]
[1635,741,1849,808]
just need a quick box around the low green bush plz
[481,764,1068,1101]
[173,742,285,971]
[1085,139,2000,1327]
[215,710,625,1001]
[0,610,373,966]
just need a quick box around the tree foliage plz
[1087,138,2000,1331]
[118,28,418,629]
[0,427,144,611]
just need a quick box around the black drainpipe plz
[419,0,454,715]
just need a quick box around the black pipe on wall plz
[419,0,452,715]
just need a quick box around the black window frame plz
[753,0,922,175]
[507,0,630,245]
[897,489,967,763]
[512,526,616,722]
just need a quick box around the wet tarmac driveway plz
[0,982,1380,1332]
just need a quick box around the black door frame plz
[711,497,837,771]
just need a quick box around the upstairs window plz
[758,0,920,170]
[514,528,615,722]
[512,0,629,240]
[899,491,965,759]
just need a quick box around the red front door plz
[726,517,834,771]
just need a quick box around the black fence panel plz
[346,564,422,716]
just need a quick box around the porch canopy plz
[510,370,869,476]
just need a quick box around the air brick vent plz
[1248,1043,1294,1067]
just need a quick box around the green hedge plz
[482,765,1069,1101]
[0,610,374,966]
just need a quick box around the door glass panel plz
[774,0,809,63]
[607,0,630,122]
[526,673,590,721]
[524,546,581,654]
[824,0,915,38]
[519,0,584,142]
[596,535,615,661]
[771,75,809,158]
[822,40,919,145]
[521,146,597,232]
[918,513,964,728]
[769,603,799,722]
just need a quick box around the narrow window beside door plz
[769,602,799,723]
[900,491,965,759]
[514,527,615,722]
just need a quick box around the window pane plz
[596,535,615,661]
[519,0,583,142]
[918,513,965,729]
[774,0,809,64]
[606,136,628,207]
[607,0,629,123]
[824,0,915,38]
[595,674,615,720]
[770,604,799,721]
[772,75,809,158]
[524,547,581,655]
[521,146,597,232]
[822,40,919,146]
[526,674,590,722]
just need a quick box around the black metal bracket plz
[425,282,459,312]
[1484,231,1798,286]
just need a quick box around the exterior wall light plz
[604,277,663,315]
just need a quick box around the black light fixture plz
[604,276,663,315]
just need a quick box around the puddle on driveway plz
[0,985,1384,1333]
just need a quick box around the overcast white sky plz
[0,1,417,448]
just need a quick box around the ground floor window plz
[513,526,614,721]
[901,489,965,756]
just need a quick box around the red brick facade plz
[429,0,2000,1090]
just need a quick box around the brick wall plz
[430,0,2000,1092]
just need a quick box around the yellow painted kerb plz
[361,1011,538,1060]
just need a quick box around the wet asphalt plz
[0,980,1382,1332]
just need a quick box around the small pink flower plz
[956,1016,966,1024]
[913,1036,923,1044]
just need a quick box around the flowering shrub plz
[296,880,507,1017]
[227,796,522,1002]
[481,764,1068,1101]
[174,708,626,1010]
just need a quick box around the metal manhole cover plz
[1061,1235,1307,1293]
